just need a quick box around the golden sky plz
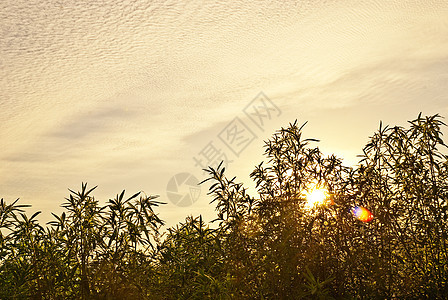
[1,0,447,225]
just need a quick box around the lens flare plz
[352,206,374,222]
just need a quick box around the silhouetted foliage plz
[1,114,447,299]
[0,185,164,299]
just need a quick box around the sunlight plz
[303,184,329,209]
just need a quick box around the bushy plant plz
[1,114,447,299]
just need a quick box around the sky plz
[1,0,448,227]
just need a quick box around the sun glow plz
[303,185,330,209]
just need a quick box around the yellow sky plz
[1,0,447,226]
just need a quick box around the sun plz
[303,185,329,209]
